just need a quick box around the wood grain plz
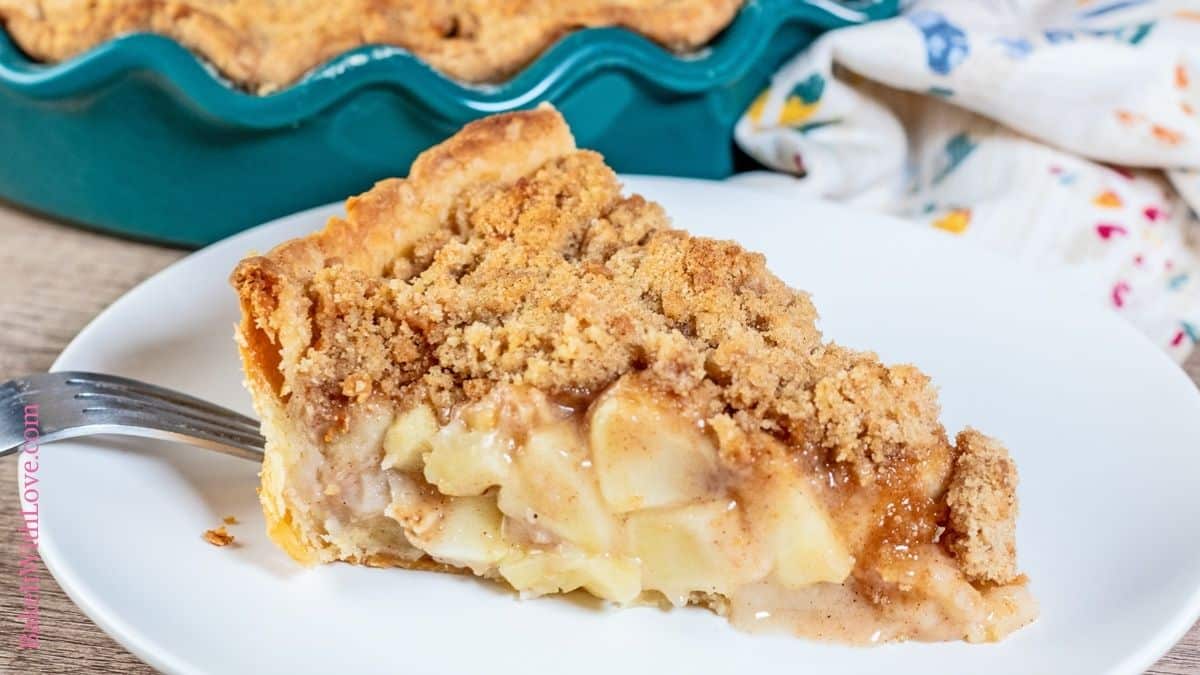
[0,200,1197,674]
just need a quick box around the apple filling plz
[296,374,1034,644]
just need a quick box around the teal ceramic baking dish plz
[0,0,895,246]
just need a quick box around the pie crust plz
[230,105,1036,643]
[0,0,743,92]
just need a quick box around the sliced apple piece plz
[745,468,854,588]
[423,422,512,496]
[498,549,641,603]
[625,500,766,606]
[588,377,720,513]
[404,494,509,573]
[772,490,854,587]
[497,422,617,553]
[382,404,439,472]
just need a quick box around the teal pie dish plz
[0,0,895,247]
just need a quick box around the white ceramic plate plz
[23,177,1200,675]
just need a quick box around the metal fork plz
[1,372,264,461]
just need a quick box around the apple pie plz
[0,0,742,93]
[230,106,1036,644]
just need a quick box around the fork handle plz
[2,423,264,461]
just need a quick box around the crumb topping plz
[945,430,1019,584]
[278,147,951,487]
[2,0,743,92]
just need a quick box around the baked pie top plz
[231,106,1031,643]
[0,0,743,92]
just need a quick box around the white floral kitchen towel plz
[735,0,1200,362]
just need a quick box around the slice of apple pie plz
[231,106,1036,644]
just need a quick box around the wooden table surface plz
[0,201,1197,674]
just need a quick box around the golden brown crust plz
[0,0,744,92]
[357,555,734,618]
[231,106,1021,585]
[946,429,1020,584]
[231,105,576,405]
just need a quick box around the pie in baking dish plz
[230,106,1036,643]
[0,0,743,93]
